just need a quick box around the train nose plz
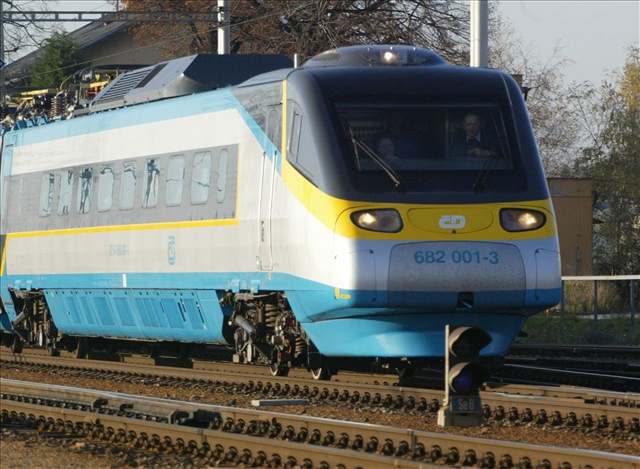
[388,241,527,311]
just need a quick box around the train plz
[0,45,561,379]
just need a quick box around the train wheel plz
[310,367,332,381]
[75,337,88,359]
[10,335,23,354]
[46,341,59,357]
[269,363,289,377]
[397,364,416,385]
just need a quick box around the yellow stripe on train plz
[281,157,556,241]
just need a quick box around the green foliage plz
[561,280,638,315]
[30,32,79,89]
[577,47,640,275]
[521,314,640,345]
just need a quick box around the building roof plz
[3,20,130,83]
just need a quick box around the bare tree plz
[489,11,582,176]
[3,0,56,61]
[120,0,471,64]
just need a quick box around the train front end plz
[280,45,561,360]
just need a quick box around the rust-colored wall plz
[547,178,594,275]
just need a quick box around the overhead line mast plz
[470,0,488,67]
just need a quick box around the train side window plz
[287,106,302,159]
[77,167,93,214]
[166,155,184,207]
[191,151,211,205]
[217,149,228,203]
[57,170,74,215]
[266,106,281,148]
[142,158,160,208]
[38,172,55,216]
[97,166,114,212]
[119,162,136,210]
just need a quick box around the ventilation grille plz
[94,65,157,104]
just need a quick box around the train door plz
[258,153,275,271]
[257,105,282,272]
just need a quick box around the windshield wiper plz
[347,126,403,189]
[347,126,362,171]
[472,156,495,192]
[473,130,511,192]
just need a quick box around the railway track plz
[505,343,640,385]
[2,349,639,434]
[2,378,638,469]
[495,363,640,392]
[5,346,640,406]
[509,344,640,360]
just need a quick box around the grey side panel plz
[4,144,238,233]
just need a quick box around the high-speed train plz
[0,45,561,378]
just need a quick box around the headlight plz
[500,208,546,232]
[351,209,403,233]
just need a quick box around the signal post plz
[438,325,492,427]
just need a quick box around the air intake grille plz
[95,66,156,103]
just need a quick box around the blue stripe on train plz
[0,271,560,336]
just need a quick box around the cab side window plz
[287,101,319,181]
[287,104,302,160]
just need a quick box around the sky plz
[8,0,640,86]
[497,0,639,85]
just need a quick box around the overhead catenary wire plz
[8,1,314,83]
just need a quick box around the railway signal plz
[438,324,492,427]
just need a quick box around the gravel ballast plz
[1,363,638,466]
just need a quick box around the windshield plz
[335,103,522,194]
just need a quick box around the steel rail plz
[2,350,639,430]
[509,344,640,356]
[2,379,639,469]
[1,401,429,469]
[483,381,640,404]
[5,347,640,406]
[8,346,639,405]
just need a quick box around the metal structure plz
[2,10,219,23]
[217,0,230,55]
[561,275,639,321]
[469,0,488,67]
[438,325,492,427]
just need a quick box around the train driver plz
[376,136,399,162]
[452,113,497,158]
